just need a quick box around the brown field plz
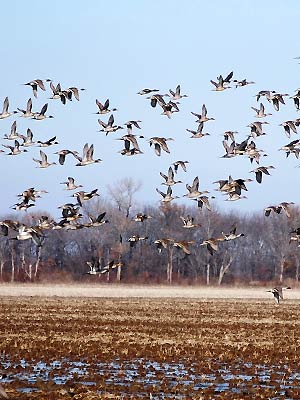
[1,286,300,399]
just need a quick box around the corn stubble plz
[0,297,300,399]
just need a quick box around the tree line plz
[0,179,299,285]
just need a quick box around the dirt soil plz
[0,291,300,399]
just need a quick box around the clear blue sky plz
[1,1,300,219]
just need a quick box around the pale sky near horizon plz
[1,1,300,219]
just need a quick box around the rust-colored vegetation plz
[1,297,300,399]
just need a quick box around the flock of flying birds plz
[0,73,299,288]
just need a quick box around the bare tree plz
[107,178,142,218]
[218,251,234,285]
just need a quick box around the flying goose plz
[290,89,300,111]
[37,136,59,147]
[210,71,233,91]
[60,176,83,190]
[12,199,35,211]
[86,258,101,275]
[35,215,55,230]
[60,205,82,221]
[249,165,275,183]
[3,121,21,140]
[67,86,86,101]
[119,147,143,156]
[214,176,251,194]
[149,137,174,156]
[75,143,102,166]
[165,85,188,101]
[279,139,300,158]
[279,121,298,138]
[200,237,223,255]
[223,131,238,141]
[147,93,167,108]
[156,186,179,203]
[128,235,148,247]
[117,133,144,154]
[184,176,209,199]
[193,195,215,211]
[133,213,152,222]
[72,189,99,206]
[3,140,28,156]
[154,238,174,253]
[267,287,291,304]
[221,137,250,158]
[160,166,182,186]
[10,225,44,246]
[18,98,35,117]
[245,141,267,164]
[221,225,244,241]
[162,101,180,118]
[32,103,54,120]
[180,215,200,229]
[0,97,17,119]
[147,93,180,118]
[54,149,79,165]
[267,92,289,111]
[264,202,295,218]
[33,150,57,168]
[173,240,194,254]
[17,187,48,202]
[49,82,72,104]
[191,104,215,123]
[57,203,80,217]
[289,228,300,246]
[0,219,20,234]
[251,103,272,118]
[172,160,189,173]
[98,114,123,135]
[19,128,35,147]
[225,193,248,201]
[85,212,109,227]
[233,79,255,88]
[137,88,159,95]
[247,121,269,138]
[24,78,51,98]
[95,98,117,114]
[98,259,124,274]
[187,121,210,138]
[124,120,142,134]
[255,90,276,102]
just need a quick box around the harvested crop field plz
[1,287,300,399]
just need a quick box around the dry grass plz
[1,283,300,299]
[1,295,300,399]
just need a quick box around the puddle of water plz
[1,356,300,398]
